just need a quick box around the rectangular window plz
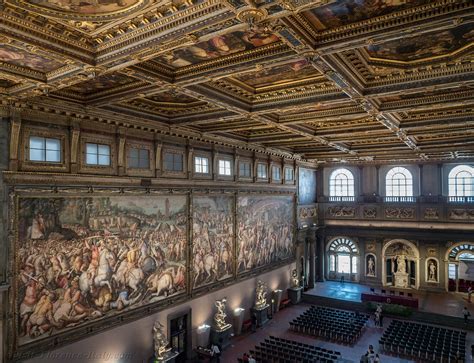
[239,161,251,178]
[163,152,183,172]
[285,167,294,181]
[218,159,232,176]
[29,136,61,162]
[448,263,456,280]
[257,163,267,179]
[337,255,350,274]
[128,147,149,169]
[272,166,281,181]
[194,156,209,174]
[86,143,110,166]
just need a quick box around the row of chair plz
[289,306,369,345]
[238,335,342,363]
[379,320,466,362]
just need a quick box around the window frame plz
[218,158,232,177]
[385,166,413,197]
[448,165,473,198]
[85,142,111,166]
[271,165,281,183]
[238,159,252,179]
[127,146,150,170]
[79,134,116,174]
[284,166,294,183]
[329,168,355,199]
[256,162,268,180]
[194,155,210,175]
[162,150,185,174]
[28,136,62,163]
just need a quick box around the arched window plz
[327,238,359,278]
[448,165,473,198]
[386,167,413,197]
[329,168,354,200]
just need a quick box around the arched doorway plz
[446,242,474,292]
[382,239,419,289]
[327,237,359,282]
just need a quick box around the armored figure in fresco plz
[153,320,171,360]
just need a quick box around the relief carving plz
[363,207,377,219]
[449,209,474,220]
[327,205,355,218]
[299,206,317,219]
[424,208,439,220]
[385,207,415,219]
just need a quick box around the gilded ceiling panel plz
[0,44,64,73]
[304,0,430,30]
[147,91,201,104]
[155,30,280,68]
[0,78,19,88]
[62,73,138,95]
[231,59,322,88]
[366,23,474,63]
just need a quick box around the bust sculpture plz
[213,298,231,331]
[255,280,268,309]
[291,269,300,288]
[153,320,171,360]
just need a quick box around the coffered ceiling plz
[1,0,473,163]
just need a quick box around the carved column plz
[70,121,80,174]
[8,111,21,172]
[316,228,326,281]
[308,227,317,288]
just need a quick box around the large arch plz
[382,239,420,289]
[326,237,360,282]
[445,242,474,292]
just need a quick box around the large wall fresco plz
[192,196,234,289]
[237,195,294,274]
[16,195,187,345]
[298,167,317,205]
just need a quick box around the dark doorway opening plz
[168,310,191,363]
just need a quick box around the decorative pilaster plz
[8,111,21,172]
[70,121,80,174]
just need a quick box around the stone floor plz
[220,302,474,363]
[305,281,474,318]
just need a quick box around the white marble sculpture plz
[213,298,231,331]
[255,280,268,310]
[291,269,300,288]
[367,256,375,276]
[428,261,437,282]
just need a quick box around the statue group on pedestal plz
[291,269,300,288]
[213,298,231,331]
[153,320,171,360]
[255,280,268,309]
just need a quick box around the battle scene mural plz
[16,195,187,345]
[237,195,294,274]
[157,30,280,68]
[367,23,474,62]
[192,196,234,289]
[305,0,430,29]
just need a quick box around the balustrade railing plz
[383,196,416,203]
[328,196,355,202]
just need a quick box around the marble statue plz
[213,298,231,331]
[153,320,171,360]
[396,255,406,273]
[291,269,300,288]
[428,261,437,281]
[367,256,375,276]
[255,280,268,309]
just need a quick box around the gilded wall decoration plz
[24,0,142,14]
[366,242,376,253]
[424,208,439,220]
[385,207,415,219]
[192,196,234,289]
[157,30,280,68]
[327,205,355,218]
[427,247,437,257]
[367,23,474,63]
[304,0,430,30]
[15,195,187,346]
[363,207,377,219]
[236,195,294,274]
[449,209,474,220]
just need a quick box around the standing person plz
[248,354,256,363]
[367,345,375,362]
[468,286,472,303]
[374,353,381,362]
[379,312,384,328]
[463,307,471,324]
[251,312,257,333]
[340,270,345,284]
[210,342,220,363]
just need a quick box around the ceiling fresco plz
[367,23,474,63]
[0,0,473,164]
[232,59,322,88]
[304,0,431,30]
[156,30,280,68]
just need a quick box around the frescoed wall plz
[16,195,187,345]
[237,195,294,274]
[192,196,234,289]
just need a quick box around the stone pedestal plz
[251,305,269,327]
[210,325,232,350]
[394,272,409,288]
[273,290,283,313]
[288,287,303,304]
[152,350,179,363]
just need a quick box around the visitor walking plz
[463,307,470,324]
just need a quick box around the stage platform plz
[304,281,474,330]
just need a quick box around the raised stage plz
[304,281,474,319]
